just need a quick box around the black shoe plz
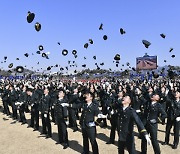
[63,144,69,149]
[63,145,69,149]
[106,141,114,144]
[162,141,169,145]
[33,128,38,131]
[40,131,47,135]
[172,144,177,149]
[21,121,27,125]
[27,125,33,128]
[45,135,52,139]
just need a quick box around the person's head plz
[73,88,78,94]
[58,89,65,98]
[26,88,33,96]
[174,90,180,99]
[161,87,166,93]
[85,91,94,103]
[148,87,153,93]
[44,88,49,95]
[135,87,141,95]
[122,95,131,106]
[151,93,160,102]
[118,91,124,98]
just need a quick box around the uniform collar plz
[87,102,92,107]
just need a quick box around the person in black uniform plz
[54,89,69,149]
[141,92,167,154]
[27,87,39,131]
[79,91,106,154]
[68,87,79,132]
[1,84,10,116]
[162,89,180,149]
[40,87,52,138]
[18,86,27,124]
[106,90,123,144]
[116,95,151,154]
[9,84,18,120]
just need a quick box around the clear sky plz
[0,0,180,73]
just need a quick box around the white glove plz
[65,121,69,125]
[176,117,180,122]
[107,107,110,110]
[52,106,54,109]
[61,103,69,107]
[110,110,114,115]
[44,113,47,118]
[145,134,151,146]
[31,103,34,107]
[97,114,107,119]
[15,102,19,106]
[136,109,141,113]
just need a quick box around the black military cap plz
[152,72,159,78]
[126,62,130,66]
[68,61,71,64]
[89,39,93,44]
[84,57,86,60]
[169,48,173,52]
[27,11,35,23]
[62,49,68,56]
[39,45,44,51]
[160,33,166,39]
[8,70,12,73]
[47,66,51,71]
[84,43,89,49]
[171,55,175,58]
[114,54,120,61]
[82,64,86,67]
[4,56,7,60]
[60,67,64,71]
[120,28,126,35]
[16,58,19,60]
[72,50,77,55]
[8,63,13,68]
[100,63,104,66]
[142,40,151,48]
[55,64,59,67]
[15,66,24,73]
[99,23,103,30]
[35,22,41,32]
[24,53,29,57]
[42,53,46,57]
[93,56,96,60]
[103,35,108,40]
[57,42,60,45]
[65,66,68,70]
[164,60,167,63]
[74,70,77,73]
[36,51,41,54]
[132,67,136,71]
[116,64,119,67]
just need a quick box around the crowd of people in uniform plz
[0,78,179,154]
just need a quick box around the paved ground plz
[0,102,179,154]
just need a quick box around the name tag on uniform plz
[150,119,156,124]
[88,122,95,127]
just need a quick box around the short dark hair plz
[85,90,95,99]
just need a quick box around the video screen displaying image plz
[136,56,157,70]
